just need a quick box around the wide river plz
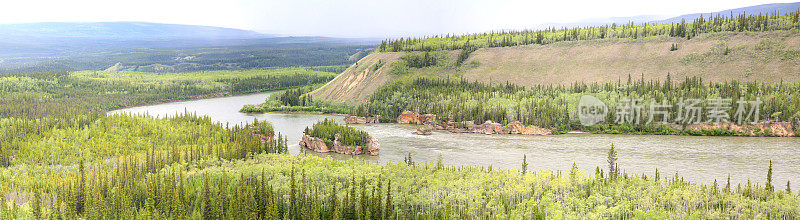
[109,91,800,190]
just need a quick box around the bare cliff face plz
[299,133,380,156]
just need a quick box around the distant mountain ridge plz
[0,22,383,58]
[0,21,270,41]
[533,2,800,30]
[657,2,800,24]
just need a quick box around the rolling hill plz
[312,2,800,104]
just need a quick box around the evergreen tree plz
[384,180,393,220]
[766,160,774,192]
[607,144,618,180]
[787,180,792,194]
[290,163,298,220]
[725,174,731,193]
[654,168,660,181]
[31,190,41,220]
[77,160,85,215]
[521,154,528,175]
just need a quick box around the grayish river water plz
[109,91,800,190]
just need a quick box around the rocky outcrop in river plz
[397,111,436,125]
[393,110,798,137]
[344,115,381,124]
[683,122,796,137]
[300,134,380,155]
[414,126,432,135]
[397,111,553,135]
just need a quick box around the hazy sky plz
[0,0,794,38]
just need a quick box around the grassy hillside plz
[461,31,800,85]
[315,30,800,103]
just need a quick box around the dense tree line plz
[277,86,316,107]
[216,73,333,94]
[360,75,800,134]
[241,86,354,114]
[379,11,800,52]
[305,119,371,146]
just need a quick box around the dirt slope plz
[310,52,403,103]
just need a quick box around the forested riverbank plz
[246,74,800,137]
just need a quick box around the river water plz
[109,91,800,190]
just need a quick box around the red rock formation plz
[506,121,552,135]
[367,115,381,123]
[683,122,795,137]
[414,127,432,135]
[419,114,437,124]
[300,134,330,152]
[471,120,504,134]
[300,133,380,155]
[344,115,381,124]
[398,111,554,135]
[344,116,367,124]
[247,124,274,143]
[397,111,422,124]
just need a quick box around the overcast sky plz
[0,0,794,38]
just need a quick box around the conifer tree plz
[77,159,85,215]
[766,160,774,192]
[290,163,298,220]
[786,180,792,194]
[521,154,528,175]
[202,174,213,220]
[725,174,731,193]
[31,190,41,220]
[384,180,393,220]
[654,168,660,181]
[607,144,618,180]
